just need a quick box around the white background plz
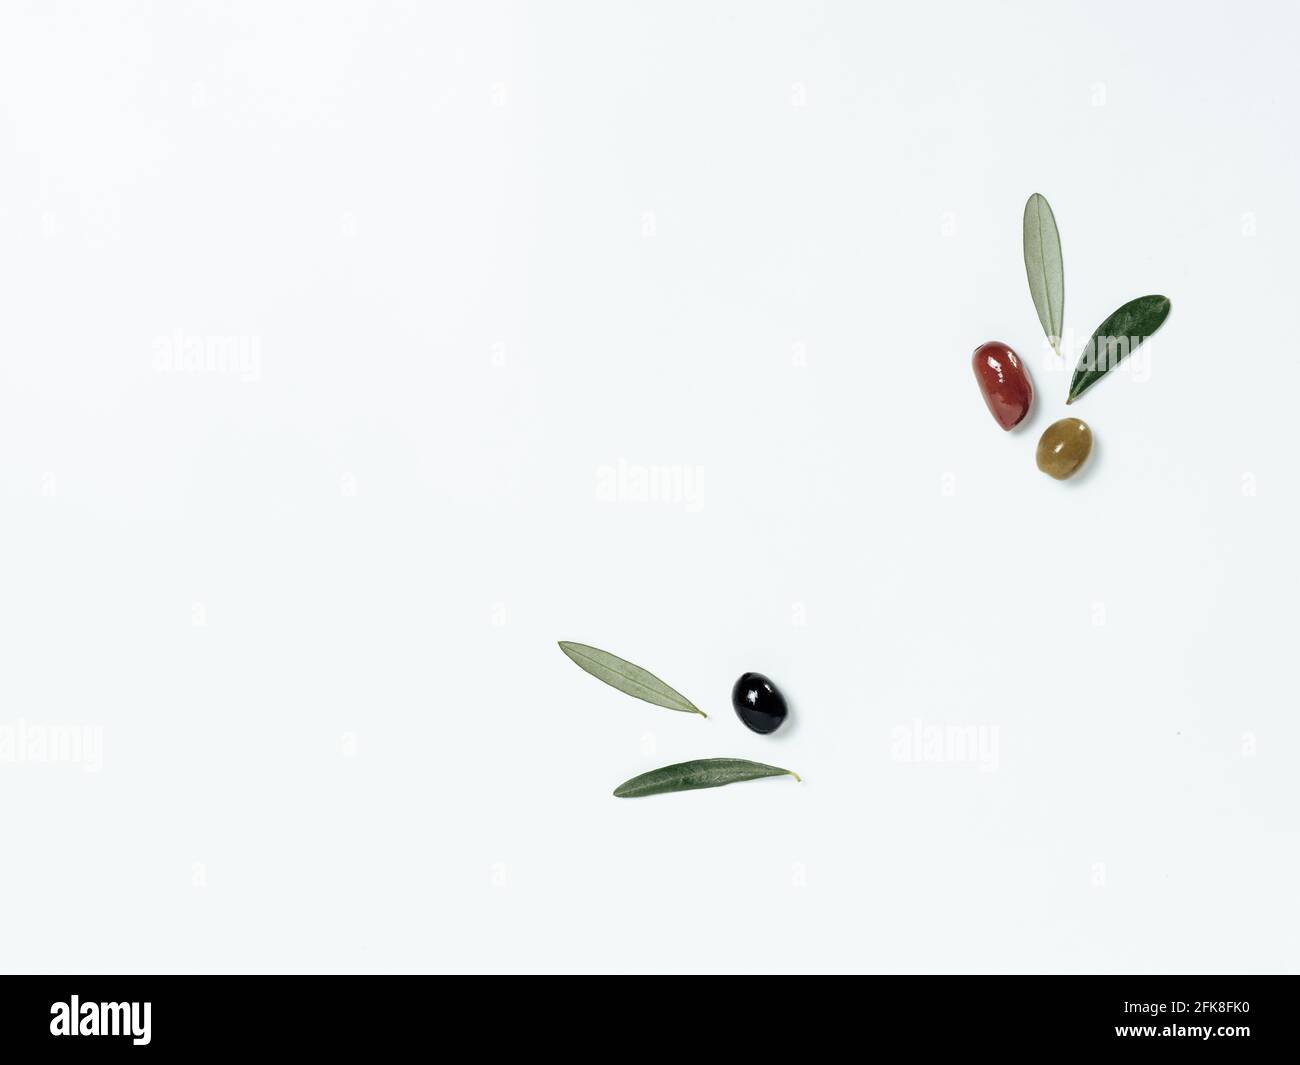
[1,1,1296,974]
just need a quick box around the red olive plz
[971,341,1033,430]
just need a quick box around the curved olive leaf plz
[1067,295,1171,404]
[613,758,800,798]
[558,641,706,717]
[1023,193,1064,355]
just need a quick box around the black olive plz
[731,672,788,734]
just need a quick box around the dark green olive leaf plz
[613,758,800,798]
[1067,295,1171,404]
[1023,193,1064,355]
[558,641,706,717]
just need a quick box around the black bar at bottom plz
[0,976,1289,1053]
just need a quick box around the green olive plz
[1036,418,1092,480]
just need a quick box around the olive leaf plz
[1023,193,1064,355]
[558,641,706,717]
[613,758,800,798]
[1067,295,1171,404]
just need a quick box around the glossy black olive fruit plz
[731,672,788,734]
